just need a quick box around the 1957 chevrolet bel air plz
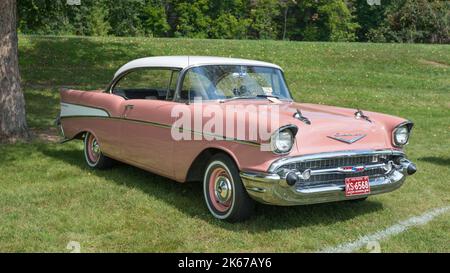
[57,56,417,221]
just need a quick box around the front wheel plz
[83,132,114,169]
[203,154,255,222]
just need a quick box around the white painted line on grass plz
[318,205,450,253]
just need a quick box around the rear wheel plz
[203,154,254,222]
[83,132,114,169]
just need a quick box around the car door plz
[111,68,180,178]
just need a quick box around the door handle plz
[123,104,134,118]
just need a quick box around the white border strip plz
[318,205,450,253]
[61,102,109,117]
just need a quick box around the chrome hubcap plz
[214,176,232,204]
[92,139,100,155]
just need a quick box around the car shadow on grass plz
[418,156,450,167]
[40,143,384,232]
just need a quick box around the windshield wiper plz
[256,94,279,99]
[220,94,282,103]
[219,96,256,103]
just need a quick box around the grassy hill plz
[0,35,448,252]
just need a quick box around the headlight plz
[271,128,295,154]
[393,122,413,146]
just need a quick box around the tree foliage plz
[298,0,359,41]
[249,0,281,40]
[367,0,449,43]
[16,0,449,43]
[143,0,170,37]
[174,0,211,38]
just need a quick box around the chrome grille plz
[298,169,386,187]
[278,154,396,188]
[282,154,392,171]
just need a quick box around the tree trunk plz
[0,0,29,143]
[283,6,288,40]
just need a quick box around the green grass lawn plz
[0,35,449,252]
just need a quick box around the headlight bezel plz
[392,121,414,147]
[270,125,298,155]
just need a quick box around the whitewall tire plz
[83,132,114,169]
[203,154,255,222]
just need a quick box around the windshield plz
[176,65,292,102]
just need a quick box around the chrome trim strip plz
[240,171,281,182]
[309,162,388,175]
[60,115,260,147]
[268,149,405,173]
[246,187,267,193]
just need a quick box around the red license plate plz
[345,176,370,196]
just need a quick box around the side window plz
[112,68,179,100]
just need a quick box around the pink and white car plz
[57,56,416,221]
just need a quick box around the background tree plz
[174,0,211,38]
[106,0,146,37]
[249,0,280,39]
[86,3,111,36]
[15,0,449,43]
[18,0,74,35]
[350,0,392,42]
[210,14,251,39]
[142,0,170,37]
[0,0,29,142]
[286,0,358,41]
[279,0,297,40]
[367,0,449,43]
[209,0,251,39]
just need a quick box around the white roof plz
[114,56,282,78]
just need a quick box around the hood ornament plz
[355,109,372,123]
[328,133,366,144]
[293,109,311,125]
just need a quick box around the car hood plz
[286,102,394,155]
[215,100,406,155]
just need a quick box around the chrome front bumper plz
[240,150,416,206]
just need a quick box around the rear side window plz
[112,68,180,100]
